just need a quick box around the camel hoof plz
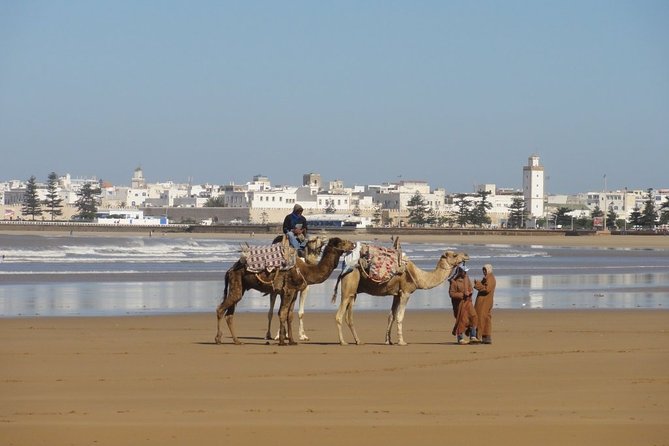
[233,339,243,345]
[397,341,408,346]
[289,340,298,346]
[215,337,222,345]
[299,335,310,341]
[339,341,349,346]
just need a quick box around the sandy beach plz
[1,230,668,445]
[1,310,667,446]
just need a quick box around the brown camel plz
[265,235,326,341]
[215,236,355,345]
[333,249,469,346]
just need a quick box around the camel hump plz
[271,234,284,245]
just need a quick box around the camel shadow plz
[197,335,305,346]
[196,339,458,346]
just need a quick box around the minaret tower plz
[522,154,544,218]
[131,166,146,189]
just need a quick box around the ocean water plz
[0,233,668,317]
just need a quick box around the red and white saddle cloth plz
[240,243,297,273]
[360,244,405,283]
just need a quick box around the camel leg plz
[287,298,298,345]
[336,272,362,345]
[297,287,309,341]
[215,272,243,345]
[216,299,242,345]
[385,295,400,345]
[266,292,277,340]
[215,303,226,344]
[395,293,411,346]
[275,288,308,341]
[224,304,242,345]
[335,292,356,345]
[334,296,348,345]
[345,298,362,345]
[276,293,289,346]
[277,291,298,346]
[277,302,288,346]
[287,290,300,345]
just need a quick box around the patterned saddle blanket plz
[239,243,297,273]
[357,244,405,283]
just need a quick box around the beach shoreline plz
[3,227,669,249]
[1,309,668,446]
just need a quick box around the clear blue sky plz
[1,0,667,194]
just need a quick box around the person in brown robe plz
[474,263,496,344]
[448,263,479,344]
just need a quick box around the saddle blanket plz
[364,245,402,283]
[240,243,296,273]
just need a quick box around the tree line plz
[20,173,101,221]
[399,188,668,230]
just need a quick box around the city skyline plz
[1,161,667,197]
[1,1,668,194]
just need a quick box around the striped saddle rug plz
[240,243,297,273]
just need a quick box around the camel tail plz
[222,261,241,302]
[331,272,345,304]
[222,269,230,302]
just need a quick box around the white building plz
[523,154,545,219]
[583,188,669,221]
[95,209,167,226]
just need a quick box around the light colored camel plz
[265,235,326,341]
[215,237,355,345]
[333,249,469,346]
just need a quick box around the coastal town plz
[2,155,668,231]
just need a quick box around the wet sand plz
[2,310,668,446]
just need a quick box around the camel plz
[265,235,326,341]
[215,236,355,346]
[333,248,469,346]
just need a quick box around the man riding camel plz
[283,204,308,255]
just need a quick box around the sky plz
[1,0,668,195]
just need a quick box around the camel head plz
[305,235,326,253]
[324,237,356,255]
[303,235,326,265]
[438,251,470,270]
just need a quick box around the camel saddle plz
[359,243,406,284]
[239,237,298,273]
